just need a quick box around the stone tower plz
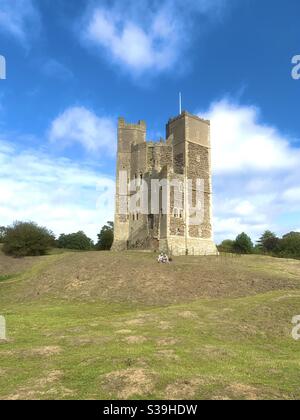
[112,111,217,256]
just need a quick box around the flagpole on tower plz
[179,92,182,115]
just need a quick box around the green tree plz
[234,232,254,255]
[257,230,280,254]
[3,221,55,257]
[0,226,7,243]
[218,239,235,253]
[278,232,300,259]
[57,231,94,250]
[96,222,114,250]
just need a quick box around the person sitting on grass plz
[158,253,164,263]
[158,253,170,264]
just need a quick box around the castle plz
[112,110,218,256]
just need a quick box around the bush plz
[96,222,114,250]
[233,232,254,255]
[218,239,235,253]
[277,232,300,259]
[57,231,94,251]
[3,221,55,257]
[257,230,280,254]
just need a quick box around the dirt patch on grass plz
[227,383,260,400]
[155,349,179,360]
[101,368,155,399]
[29,346,62,357]
[164,378,203,400]
[125,319,146,326]
[5,370,73,400]
[122,336,147,344]
[67,336,111,347]
[158,321,172,330]
[178,311,198,319]
[198,345,236,360]
[157,338,179,346]
[212,383,290,400]
[116,329,133,334]
[0,346,62,359]
[0,368,8,377]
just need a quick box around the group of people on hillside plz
[157,253,170,264]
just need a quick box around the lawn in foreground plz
[1,293,300,399]
[0,251,300,400]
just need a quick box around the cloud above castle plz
[81,0,230,77]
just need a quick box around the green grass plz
[0,274,16,282]
[0,251,300,400]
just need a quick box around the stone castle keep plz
[112,111,218,256]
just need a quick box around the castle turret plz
[112,118,146,251]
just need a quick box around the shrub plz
[218,239,235,253]
[57,231,94,250]
[96,222,114,251]
[233,232,254,255]
[3,221,55,257]
[257,230,280,254]
[278,232,300,259]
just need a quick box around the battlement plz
[168,111,210,126]
[147,140,168,147]
[118,117,146,130]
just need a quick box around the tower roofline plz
[168,111,210,126]
[118,117,146,129]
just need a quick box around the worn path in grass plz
[0,251,300,400]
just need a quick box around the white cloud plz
[214,216,268,240]
[204,99,300,243]
[0,0,40,44]
[0,138,115,241]
[282,187,300,203]
[49,106,117,156]
[203,100,300,174]
[81,0,227,76]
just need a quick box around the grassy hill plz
[0,250,300,400]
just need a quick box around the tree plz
[218,239,235,253]
[3,221,55,257]
[233,232,254,255]
[257,230,280,254]
[57,231,94,250]
[278,232,300,259]
[0,226,6,243]
[96,222,114,250]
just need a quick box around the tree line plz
[0,221,114,257]
[218,231,300,259]
[1,222,300,260]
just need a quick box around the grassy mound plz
[0,250,300,400]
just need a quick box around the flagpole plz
[179,92,182,115]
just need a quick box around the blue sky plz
[0,0,300,242]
